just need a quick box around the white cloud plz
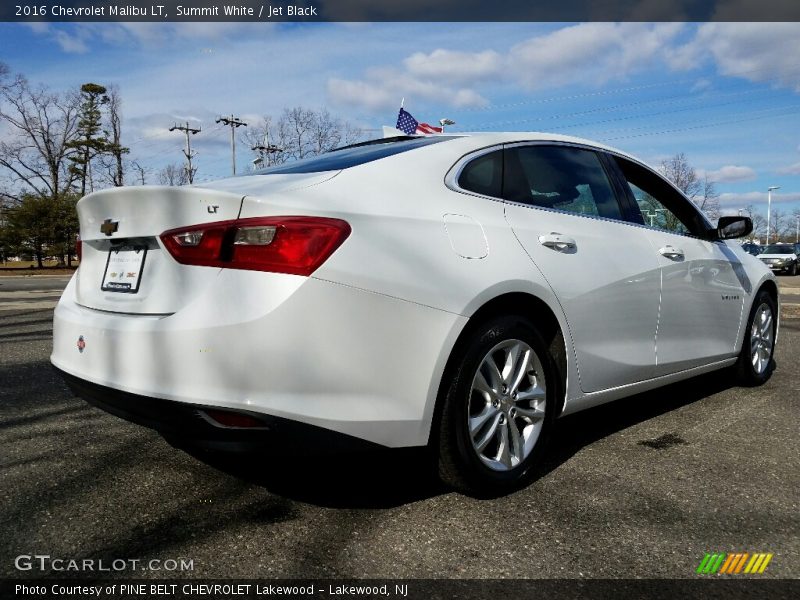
[53,30,89,54]
[23,22,50,35]
[329,23,685,113]
[706,165,757,183]
[327,78,397,112]
[509,23,684,89]
[328,66,489,113]
[674,23,800,91]
[777,162,800,176]
[403,49,503,85]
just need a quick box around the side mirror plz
[714,216,753,240]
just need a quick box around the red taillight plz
[75,235,82,261]
[160,216,351,276]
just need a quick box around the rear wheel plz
[735,290,777,385]
[437,316,556,494]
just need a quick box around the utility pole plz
[169,122,201,184]
[216,115,247,175]
[252,129,282,168]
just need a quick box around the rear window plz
[254,136,454,175]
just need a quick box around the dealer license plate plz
[101,245,147,293]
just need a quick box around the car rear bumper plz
[55,366,381,454]
[51,270,465,448]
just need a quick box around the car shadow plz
[534,368,737,481]
[183,368,739,508]
[182,444,445,510]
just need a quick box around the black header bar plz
[2,1,799,22]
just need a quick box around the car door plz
[610,155,747,376]
[500,143,661,393]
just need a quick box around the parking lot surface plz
[0,275,798,579]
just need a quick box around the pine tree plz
[66,83,110,197]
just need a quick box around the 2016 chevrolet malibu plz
[52,134,778,493]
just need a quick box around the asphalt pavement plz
[0,275,798,580]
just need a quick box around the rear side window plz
[503,146,623,220]
[458,150,502,197]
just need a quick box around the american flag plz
[396,108,442,135]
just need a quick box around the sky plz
[1,21,800,225]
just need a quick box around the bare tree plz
[129,161,149,185]
[157,163,189,186]
[246,107,364,167]
[697,175,720,221]
[658,153,724,220]
[660,153,701,199]
[769,209,787,243]
[0,76,80,203]
[742,204,767,242]
[277,106,316,161]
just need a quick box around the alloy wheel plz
[468,339,546,471]
[750,302,774,375]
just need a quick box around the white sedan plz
[52,133,778,493]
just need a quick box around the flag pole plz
[400,97,404,109]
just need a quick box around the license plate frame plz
[101,244,148,294]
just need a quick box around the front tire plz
[735,289,777,386]
[437,316,557,494]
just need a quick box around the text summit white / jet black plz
[52,133,778,493]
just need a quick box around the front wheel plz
[735,290,777,386]
[437,316,557,494]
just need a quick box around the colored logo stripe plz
[697,552,773,574]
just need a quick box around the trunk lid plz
[75,186,243,314]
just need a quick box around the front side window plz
[628,182,690,235]
[502,145,623,220]
[614,156,708,237]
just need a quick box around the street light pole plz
[796,215,799,244]
[766,185,780,244]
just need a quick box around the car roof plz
[373,132,657,177]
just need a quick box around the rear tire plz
[437,316,556,495]
[735,289,777,386]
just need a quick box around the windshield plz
[762,245,794,254]
[253,136,455,175]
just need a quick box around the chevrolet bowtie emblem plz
[100,219,119,236]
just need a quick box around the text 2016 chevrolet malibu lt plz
[52,134,778,493]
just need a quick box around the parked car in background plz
[741,242,762,256]
[52,133,779,494]
[758,243,799,275]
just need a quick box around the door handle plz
[659,245,684,260]
[538,232,577,252]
